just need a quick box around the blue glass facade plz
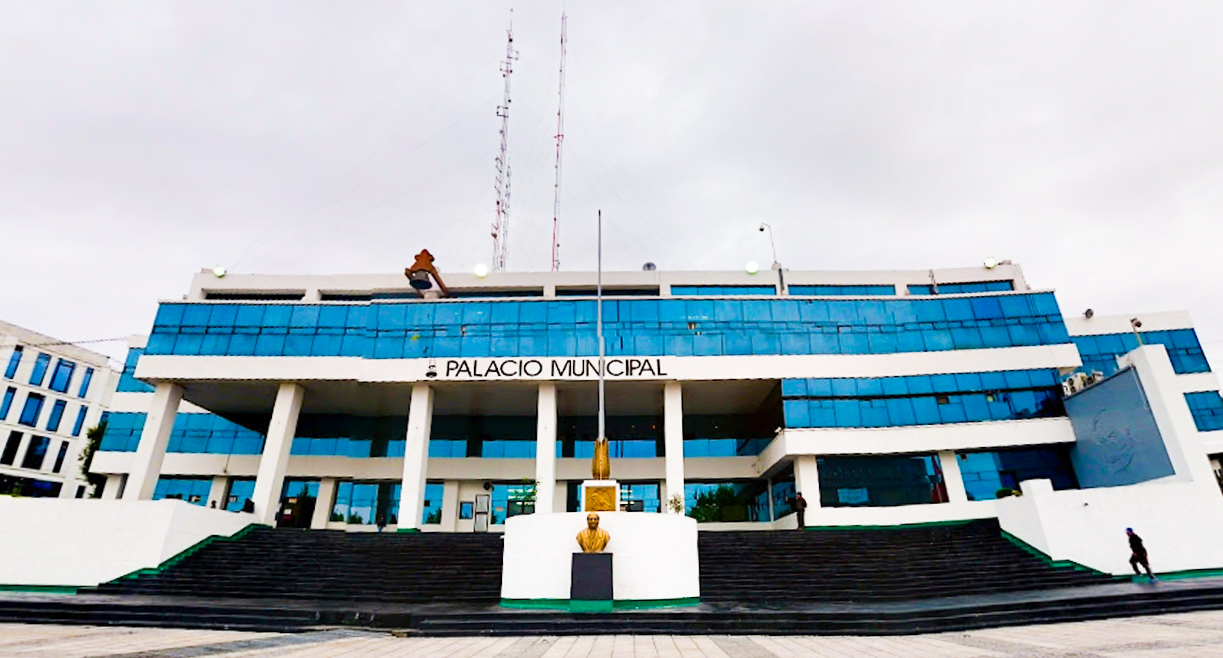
[0,387,14,421]
[18,393,44,427]
[291,416,407,457]
[77,367,94,398]
[956,447,1077,500]
[45,399,66,432]
[141,293,1070,360]
[818,454,946,507]
[1186,392,1223,432]
[71,406,87,436]
[153,477,211,505]
[4,346,22,379]
[671,285,775,296]
[491,482,535,524]
[48,359,75,394]
[28,353,50,386]
[117,348,155,393]
[781,369,1064,429]
[331,481,403,525]
[788,285,895,296]
[225,479,255,511]
[99,412,266,454]
[1072,330,1211,376]
[21,435,50,469]
[685,480,771,522]
[909,281,1013,295]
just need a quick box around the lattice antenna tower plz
[492,12,518,272]
[550,13,568,272]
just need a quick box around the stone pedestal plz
[582,480,620,512]
[570,552,614,612]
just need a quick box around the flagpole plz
[597,210,605,444]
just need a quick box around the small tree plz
[78,423,108,498]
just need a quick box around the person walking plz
[793,492,809,529]
[1127,528,1157,581]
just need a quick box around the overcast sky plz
[2,1,1221,369]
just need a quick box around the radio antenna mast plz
[491,11,518,272]
[550,13,567,272]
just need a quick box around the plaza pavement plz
[8,610,1223,657]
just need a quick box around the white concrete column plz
[250,383,306,525]
[101,474,124,500]
[312,477,337,529]
[664,382,685,514]
[440,480,460,532]
[398,384,434,531]
[207,476,228,509]
[123,382,183,501]
[12,434,32,470]
[793,455,820,523]
[535,383,558,514]
[939,451,969,504]
[553,481,566,513]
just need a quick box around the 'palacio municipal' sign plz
[431,357,670,380]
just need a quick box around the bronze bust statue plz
[576,512,611,553]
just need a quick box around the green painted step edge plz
[804,519,976,531]
[395,528,421,533]
[1000,530,1111,577]
[109,523,265,584]
[0,585,78,594]
[500,597,700,611]
[1138,568,1223,582]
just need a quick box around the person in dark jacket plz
[792,492,809,529]
[1127,528,1157,581]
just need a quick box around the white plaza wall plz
[501,511,699,601]
[0,498,255,587]
[998,479,1223,575]
[997,345,1223,575]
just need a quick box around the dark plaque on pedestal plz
[571,552,613,602]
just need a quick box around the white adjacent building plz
[0,320,117,499]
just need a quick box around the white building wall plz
[0,320,118,499]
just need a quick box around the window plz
[117,348,154,393]
[491,482,536,524]
[0,387,14,421]
[153,477,212,505]
[71,406,88,437]
[684,480,771,522]
[143,292,1072,360]
[1073,329,1211,376]
[908,281,1013,295]
[45,399,67,432]
[225,479,256,511]
[77,367,94,398]
[28,353,50,386]
[52,442,69,473]
[670,285,776,296]
[817,454,947,507]
[957,447,1078,500]
[1186,391,1223,432]
[556,287,659,297]
[789,285,896,296]
[18,393,45,427]
[329,481,400,526]
[1,431,21,465]
[422,482,444,524]
[21,436,50,470]
[781,369,1064,429]
[47,359,75,393]
[4,346,22,379]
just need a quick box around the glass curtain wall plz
[429,416,536,458]
[684,480,771,523]
[956,447,1078,500]
[557,416,663,458]
[817,455,947,507]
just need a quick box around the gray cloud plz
[1,1,1221,367]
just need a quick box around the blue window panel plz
[881,377,908,396]
[831,379,856,397]
[857,377,884,397]
[28,353,51,386]
[0,387,14,420]
[885,397,917,425]
[47,360,75,394]
[671,285,774,296]
[961,394,991,422]
[911,397,941,425]
[908,285,934,295]
[907,375,934,395]
[781,379,807,397]
[1186,392,1223,432]
[789,285,895,296]
[153,477,212,506]
[18,393,45,427]
[938,399,968,424]
[45,399,67,432]
[832,399,860,427]
[21,436,50,469]
[954,373,983,391]
[5,346,23,379]
[784,399,810,428]
[980,371,1008,390]
[860,401,889,427]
